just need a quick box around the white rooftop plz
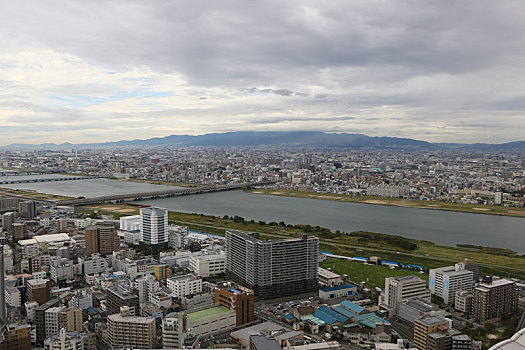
[318,267,341,279]
[18,233,72,245]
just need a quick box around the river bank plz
[79,203,525,280]
[245,189,525,218]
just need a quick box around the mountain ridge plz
[3,131,525,150]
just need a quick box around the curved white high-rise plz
[140,207,168,247]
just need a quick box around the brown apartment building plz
[85,224,121,255]
[215,281,254,326]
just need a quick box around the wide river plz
[1,177,524,253]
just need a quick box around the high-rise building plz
[137,274,160,304]
[215,281,255,326]
[381,275,431,316]
[85,224,120,255]
[106,284,140,316]
[1,212,15,232]
[429,263,474,305]
[18,200,37,219]
[413,316,450,350]
[85,226,98,255]
[226,230,318,299]
[140,207,168,247]
[0,197,18,211]
[57,218,69,231]
[26,278,51,305]
[35,298,61,346]
[473,277,518,323]
[107,306,156,350]
[45,306,67,338]
[154,264,170,280]
[12,223,27,240]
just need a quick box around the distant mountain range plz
[4,131,525,150]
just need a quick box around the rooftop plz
[341,300,367,314]
[477,278,515,289]
[320,284,356,293]
[313,306,348,325]
[416,316,448,327]
[107,313,155,324]
[250,335,282,350]
[318,267,341,279]
[187,305,232,323]
[231,321,289,342]
[18,233,72,245]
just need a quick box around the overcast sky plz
[1,1,525,145]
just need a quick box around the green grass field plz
[320,259,428,289]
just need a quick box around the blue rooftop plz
[333,306,356,319]
[381,260,398,265]
[353,312,388,329]
[313,306,349,325]
[341,300,367,314]
[320,284,357,292]
[353,257,368,261]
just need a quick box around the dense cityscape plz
[2,1,525,349]
[1,148,524,207]
[0,146,524,350]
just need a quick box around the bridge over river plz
[55,181,274,206]
[0,176,101,185]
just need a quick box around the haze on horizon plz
[1,1,525,146]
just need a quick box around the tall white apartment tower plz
[429,263,474,305]
[140,207,169,247]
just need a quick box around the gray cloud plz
[0,1,525,144]
[250,116,355,124]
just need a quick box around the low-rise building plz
[162,305,236,348]
[189,254,226,277]
[318,267,343,287]
[319,284,357,300]
[454,291,473,316]
[167,274,202,298]
[397,298,446,325]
